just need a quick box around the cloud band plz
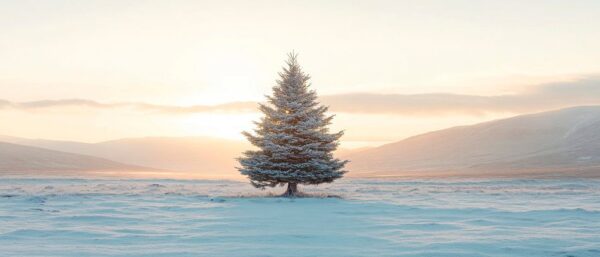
[2,75,600,115]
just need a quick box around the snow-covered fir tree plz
[238,53,348,197]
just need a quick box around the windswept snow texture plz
[1,178,600,257]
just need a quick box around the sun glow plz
[181,112,260,141]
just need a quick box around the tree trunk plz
[282,182,299,197]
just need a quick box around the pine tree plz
[237,53,348,197]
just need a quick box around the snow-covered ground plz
[1,178,599,257]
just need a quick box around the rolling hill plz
[3,106,599,178]
[0,136,250,177]
[345,106,600,177]
[0,142,150,174]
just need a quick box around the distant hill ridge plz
[0,136,250,177]
[2,106,600,178]
[0,142,150,173]
[345,106,600,177]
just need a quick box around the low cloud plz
[2,75,600,116]
[323,75,600,115]
[17,99,114,109]
[0,99,257,114]
[0,99,11,108]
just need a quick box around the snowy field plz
[1,178,600,257]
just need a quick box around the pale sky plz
[1,0,600,148]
